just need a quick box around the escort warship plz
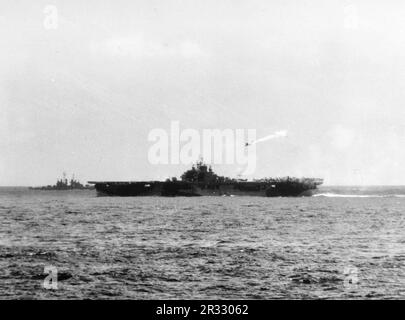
[30,173,93,190]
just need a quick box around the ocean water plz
[0,186,404,299]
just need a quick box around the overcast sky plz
[1,0,405,186]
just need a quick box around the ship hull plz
[91,181,317,197]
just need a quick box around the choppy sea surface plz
[0,186,404,299]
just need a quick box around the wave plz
[313,193,405,198]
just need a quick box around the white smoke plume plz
[247,130,288,146]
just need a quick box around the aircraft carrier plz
[89,161,323,197]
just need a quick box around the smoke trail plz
[248,130,288,145]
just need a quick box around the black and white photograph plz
[0,0,404,306]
